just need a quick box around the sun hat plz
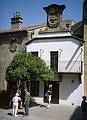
[16,93,19,96]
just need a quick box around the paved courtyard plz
[0,104,87,120]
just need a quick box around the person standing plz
[12,93,21,117]
[16,88,22,108]
[47,84,52,108]
[24,89,30,116]
[81,96,87,112]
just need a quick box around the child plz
[12,93,21,117]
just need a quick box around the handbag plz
[45,92,49,97]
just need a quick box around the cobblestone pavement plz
[0,104,87,120]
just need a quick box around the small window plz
[31,52,38,57]
[30,81,39,97]
[66,23,70,29]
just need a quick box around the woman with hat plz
[12,93,21,117]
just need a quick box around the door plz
[44,81,59,104]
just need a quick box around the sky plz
[0,0,83,30]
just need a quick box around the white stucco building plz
[26,4,84,106]
[26,31,83,106]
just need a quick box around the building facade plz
[83,0,87,97]
[0,2,86,106]
[27,32,83,105]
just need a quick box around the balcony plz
[58,60,82,73]
[45,60,82,73]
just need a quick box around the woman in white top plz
[12,93,21,117]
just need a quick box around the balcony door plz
[50,51,58,72]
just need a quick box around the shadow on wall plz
[61,80,80,100]
[69,106,87,120]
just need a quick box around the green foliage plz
[6,52,54,81]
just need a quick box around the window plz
[30,81,39,97]
[50,51,58,71]
[66,23,70,29]
[31,52,38,57]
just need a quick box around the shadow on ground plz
[7,111,25,116]
[7,112,13,116]
[69,106,87,120]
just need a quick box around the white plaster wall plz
[27,38,82,72]
[27,38,81,62]
[33,74,83,106]
[59,74,82,106]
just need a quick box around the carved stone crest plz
[43,4,66,30]
[9,38,17,52]
[48,14,59,28]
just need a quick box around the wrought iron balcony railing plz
[58,60,82,73]
[45,60,82,73]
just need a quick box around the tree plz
[6,52,54,83]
